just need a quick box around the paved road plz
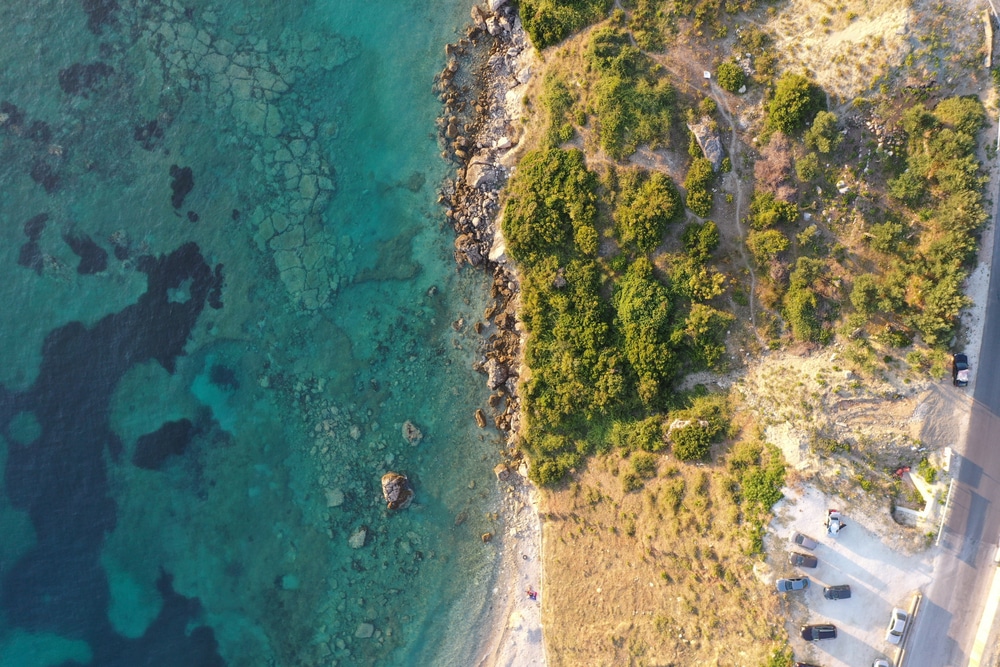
[905,190,1000,666]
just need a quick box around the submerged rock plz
[355,622,374,639]
[401,420,422,445]
[349,526,367,549]
[381,472,414,510]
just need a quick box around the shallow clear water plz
[0,0,503,665]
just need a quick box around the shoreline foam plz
[433,2,547,664]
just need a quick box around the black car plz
[801,624,838,641]
[953,353,970,386]
[789,552,818,568]
[823,584,852,600]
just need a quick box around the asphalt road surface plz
[905,194,1000,667]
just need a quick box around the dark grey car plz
[801,624,837,641]
[824,584,851,599]
[789,552,818,568]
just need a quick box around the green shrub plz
[795,152,820,181]
[615,169,684,252]
[748,191,798,229]
[621,470,644,492]
[631,451,658,478]
[767,72,825,134]
[684,157,715,217]
[716,60,746,93]
[850,274,879,316]
[614,257,677,408]
[668,393,729,461]
[746,229,789,264]
[682,220,720,262]
[804,111,841,154]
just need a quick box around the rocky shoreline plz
[434,3,548,665]
[434,0,533,461]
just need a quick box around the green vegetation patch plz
[586,28,676,160]
[520,0,612,50]
[766,72,826,135]
[502,148,732,484]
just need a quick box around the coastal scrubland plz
[495,0,995,663]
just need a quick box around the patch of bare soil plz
[541,456,785,667]
[768,0,988,101]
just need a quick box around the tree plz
[746,229,789,265]
[767,72,825,134]
[850,274,879,316]
[614,257,676,408]
[933,96,986,135]
[716,60,746,93]
[682,220,720,262]
[684,157,715,217]
[615,170,683,252]
[804,111,841,154]
[795,152,820,181]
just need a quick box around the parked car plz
[776,577,810,592]
[873,659,891,667]
[789,552,818,568]
[823,584,852,600]
[801,624,837,641]
[826,509,845,536]
[792,532,818,550]
[953,353,970,387]
[885,607,909,644]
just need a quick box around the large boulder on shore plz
[381,472,414,510]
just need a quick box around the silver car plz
[792,532,818,549]
[885,607,908,644]
[776,577,810,592]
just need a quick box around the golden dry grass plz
[541,449,786,666]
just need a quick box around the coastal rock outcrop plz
[381,472,414,510]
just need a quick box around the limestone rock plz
[325,488,345,507]
[355,622,375,639]
[494,463,512,481]
[465,158,497,189]
[349,526,367,549]
[402,420,423,445]
[485,358,508,390]
[687,118,724,171]
[381,472,414,510]
[488,0,508,11]
[475,409,487,428]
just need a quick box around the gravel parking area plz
[767,485,932,667]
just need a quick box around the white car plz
[885,607,908,644]
[873,659,891,667]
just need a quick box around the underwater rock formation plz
[58,61,115,97]
[63,229,109,274]
[133,418,196,470]
[169,165,194,209]
[401,420,422,445]
[381,472,414,510]
[23,213,48,240]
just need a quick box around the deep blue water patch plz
[0,243,226,664]
[62,229,109,275]
[133,419,196,471]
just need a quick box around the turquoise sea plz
[0,0,503,665]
